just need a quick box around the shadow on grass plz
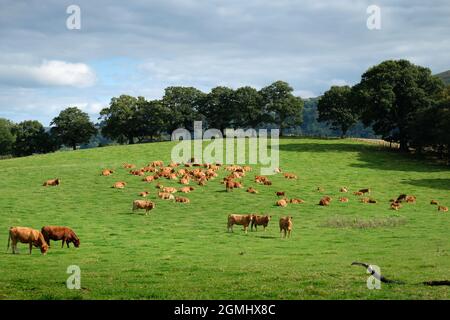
[277,142,448,173]
[401,178,450,191]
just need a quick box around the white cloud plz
[0,60,96,88]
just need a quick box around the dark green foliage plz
[51,107,97,150]
[12,120,55,156]
[317,86,357,138]
[198,86,236,132]
[0,118,15,155]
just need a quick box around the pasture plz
[0,138,449,300]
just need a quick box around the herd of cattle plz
[7,159,448,255]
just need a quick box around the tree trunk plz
[72,144,77,151]
[128,137,134,145]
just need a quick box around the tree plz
[99,95,141,144]
[50,107,97,150]
[353,60,444,151]
[260,81,303,136]
[12,120,54,157]
[199,86,236,131]
[162,87,205,132]
[232,86,265,128]
[135,99,171,141]
[317,86,357,138]
[0,118,15,156]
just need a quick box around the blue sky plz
[0,0,449,125]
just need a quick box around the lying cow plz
[7,227,48,254]
[132,200,155,214]
[175,196,190,203]
[227,214,254,233]
[279,216,293,238]
[41,226,80,248]
[251,215,271,231]
[246,187,258,194]
[158,192,175,200]
[43,178,60,187]
[112,181,127,189]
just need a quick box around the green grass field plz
[0,138,449,300]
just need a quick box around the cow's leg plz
[67,241,70,248]
[61,239,65,248]
[244,225,248,234]
[47,239,51,247]
[29,242,33,254]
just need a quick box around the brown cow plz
[353,191,363,196]
[430,200,439,205]
[123,163,135,169]
[227,214,254,233]
[396,194,407,202]
[158,192,175,200]
[41,226,80,248]
[150,160,164,167]
[263,180,272,186]
[290,198,305,204]
[112,181,127,189]
[143,175,157,182]
[139,191,150,197]
[359,188,371,194]
[276,199,288,207]
[7,227,48,254]
[251,215,272,231]
[319,196,331,206]
[246,187,259,194]
[179,186,195,193]
[43,178,60,187]
[438,206,448,212]
[391,201,402,210]
[279,216,293,238]
[175,196,190,203]
[101,169,114,176]
[339,197,349,203]
[276,191,286,197]
[284,173,297,179]
[162,187,177,194]
[405,195,416,203]
[132,200,155,214]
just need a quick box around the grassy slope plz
[0,138,449,300]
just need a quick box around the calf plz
[41,226,80,248]
[227,214,254,233]
[43,178,60,187]
[251,215,271,231]
[7,227,48,254]
[279,216,293,238]
[132,200,155,214]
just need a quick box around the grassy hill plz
[436,70,450,85]
[0,138,449,299]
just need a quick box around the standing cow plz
[227,214,254,233]
[279,216,293,238]
[251,215,272,232]
[41,226,80,248]
[7,227,49,254]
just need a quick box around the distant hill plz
[435,70,450,85]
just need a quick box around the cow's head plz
[73,237,80,248]
[40,243,49,254]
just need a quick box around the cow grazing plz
[251,215,272,231]
[339,197,349,203]
[438,206,448,212]
[284,173,297,179]
[279,216,293,238]
[246,187,258,194]
[290,198,305,204]
[41,226,80,248]
[139,191,150,197]
[101,169,114,176]
[112,181,127,189]
[7,227,48,254]
[227,214,254,233]
[276,191,286,197]
[276,199,288,207]
[175,196,190,203]
[132,200,155,214]
[43,178,60,187]
[430,200,439,205]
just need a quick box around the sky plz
[0,0,449,126]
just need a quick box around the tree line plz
[0,60,449,159]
